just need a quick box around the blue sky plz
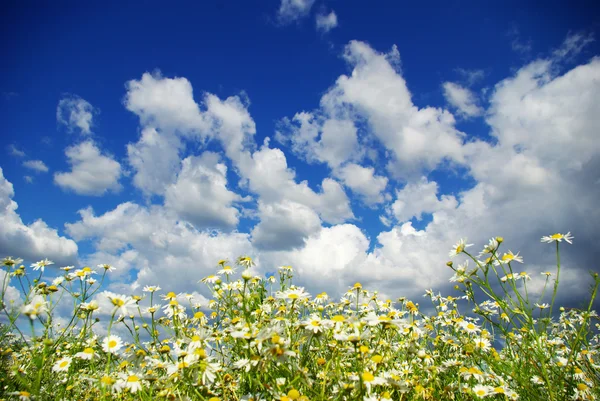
[1,1,600,310]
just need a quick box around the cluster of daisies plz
[0,233,599,401]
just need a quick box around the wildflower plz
[105,292,136,316]
[541,232,573,244]
[80,300,100,312]
[541,271,553,277]
[534,303,550,310]
[119,373,143,393]
[22,295,48,320]
[75,347,97,360]
[52,356,72,373]
[31,258,53,272]
[276,287,310,301]
[474,338,491,352]
[9,391,32,401]
[237,256,254,268]
[98,263,116,272]
[479,238,500,256]
[449,238,473,257]
[303,314,328,334]
[500,251,523,264]
[218,265,236,275]
[472,384,492,398]
[459,320,481,334]
[2,256,23,267]
[102,335,124,354]
[200,275,220,284]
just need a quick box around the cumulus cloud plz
[299,41,466,180]
[54,140,122,196]
[237,144,354,224]
[335,163,388,205]
[251,200,321,250]
[124,72,211,137]
[316,10,338,33]
[0,167,78,265]
[124,73,256,196]
[65,202,252,297]
[277,0,316,23]
[165,152,243,230]
[22,160,49,173]
[127,127,183,196]
[389,177,458,223]
[57,95,96,135]
[442,82,484,118]
[277,112,359,168]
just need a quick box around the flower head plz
[449,239,473,258]
[31,258,53,272]
[541,232,573,244]
[102,335,124,354]
[52,356,72,373]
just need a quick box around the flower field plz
[0,234,598,400]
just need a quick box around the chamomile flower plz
[459,320,481,334]
[2,256,23,267]
[75,347,97,360]
[105,292,136,316]
[472,384,492,398]
[142,285,161,292]
[500,251,523,264]
[449,238,473,257]
[102,335,124,354]
[276,287,310,301]
[52,356,72,373]
[31,258,53,272]
[22,295,48,320]
[218,265,236,275]
[541,232,573,244]
[200,274,220,284]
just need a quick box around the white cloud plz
[124,72,211,137]
[316,41,466,179]
[455,68,485,86]
[251,200,321,250]
[23,160,49,173]
[7,144,25,158]
[552,31,594,60]
[54,140,122,196]
[335,163,388,205]
[65,202,252,296]
[0,167,78,264]
[278,112,359,168]
[57,95,95,135]
[126,127,183,196]
[237,144,354,224]
[442,82,484,118]
[316,10,338,33]
[124,73,255,196]
[277,0,316,23]
[389,177,458,223]
[165,152,243,230]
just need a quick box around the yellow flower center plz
[127,375,140,383]
[60,360,69,368]
[362,372,375,382]
[108,340,117,348]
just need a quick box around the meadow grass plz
[0,233,598,400]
